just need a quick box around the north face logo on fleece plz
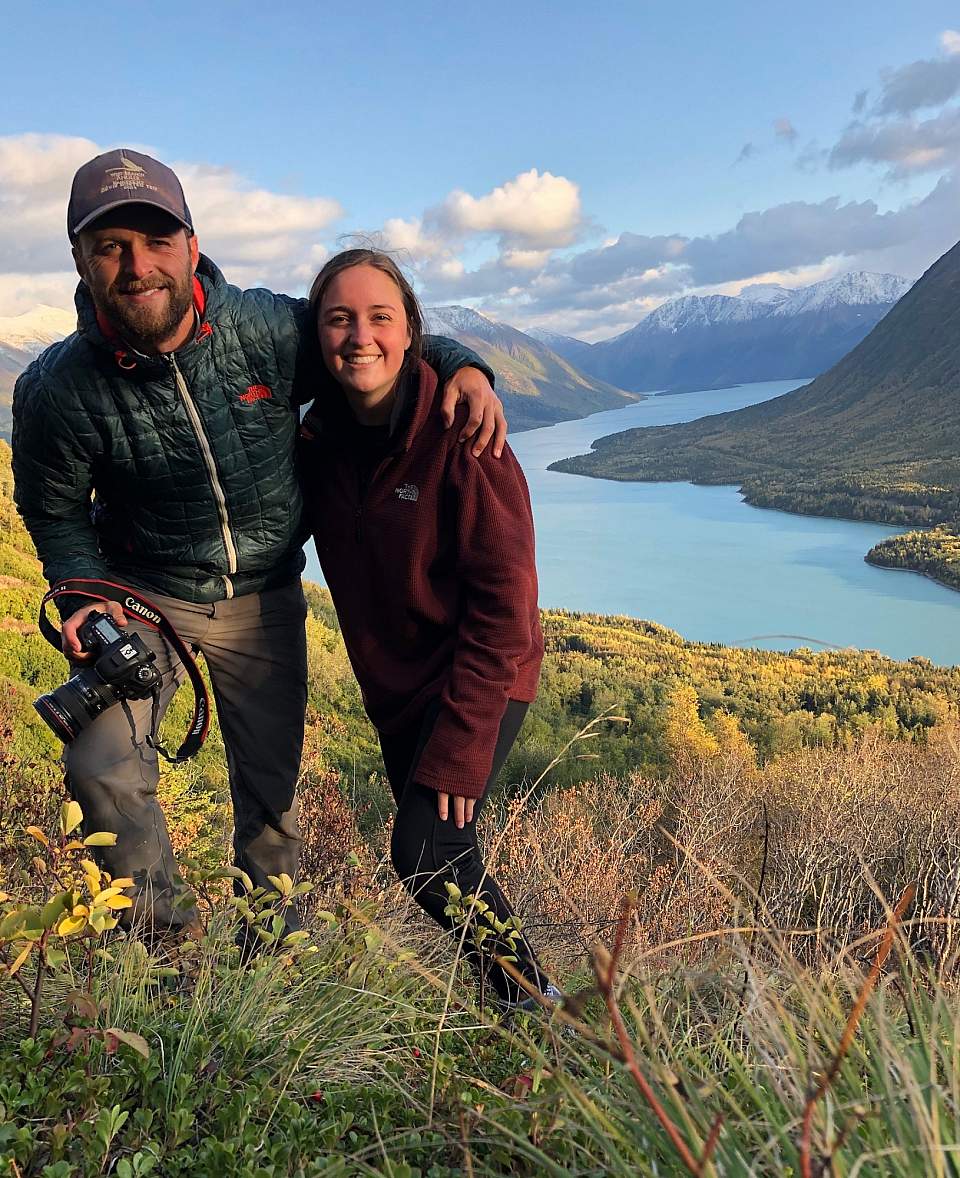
[239,384,272,404]
[394,484,419,502]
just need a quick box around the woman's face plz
[317,264,413,423]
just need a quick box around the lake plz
[304,379,960,665]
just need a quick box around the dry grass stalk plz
[798,881,917,1178]
[594,895,724,1176]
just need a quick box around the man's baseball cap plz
[67,149,193,240]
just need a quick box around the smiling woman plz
[315,260,415,423]
[298,248,557,1010]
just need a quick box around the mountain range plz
[0,303,637,440]
[0,271,918,445]
[550,244,960,530]
[531,272,912,393]
[423,305,638,431]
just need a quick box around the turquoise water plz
[304,379,960,665]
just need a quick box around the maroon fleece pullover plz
[299,360,543,799]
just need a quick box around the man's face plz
[73,206,199,353]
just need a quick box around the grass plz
[5,719,960,1174]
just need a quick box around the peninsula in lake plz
[550,239,960,591]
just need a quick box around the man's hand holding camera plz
[61,601,128,661]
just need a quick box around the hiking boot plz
[498,983,563,1016]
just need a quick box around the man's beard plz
[102,272,194,351]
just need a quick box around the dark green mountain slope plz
[426,306,639,431]
[551,241,960,528]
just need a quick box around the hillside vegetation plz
[5,439,960,1173]
[424,306,639,431]
[2,438,957,804]
[551,240,960,586]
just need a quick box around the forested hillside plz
[2,438,957,812]
[424,305,639,431]
[7,437,960,1174]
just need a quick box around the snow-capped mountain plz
[737,282,792,307]
[425,305,503,340]
[771,272,910,316]
[424,305,637,431]
[574,271,913,393]
[0,305,74,356]
[635,293,765,333]
[526,326,580,348]
[0,305,75,439]
[625,273,912,336]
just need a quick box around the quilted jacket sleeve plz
[421,335,496,389]
[12,362,109,613]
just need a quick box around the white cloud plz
[829,106,960,178]
[873,45,960,116]
[0,271,79,318]
[176,162,341,259]
[380,216,438,256]
[500,248,552,270]
[431,169,582,249]
[941,30,960,55]
[438,258,465,280]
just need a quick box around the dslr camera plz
[35,611,162,743]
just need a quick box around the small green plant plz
[443,880,526,1008]
[0,799,135,1037]
[179,857,317,962]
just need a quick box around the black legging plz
[379,698,549,1004]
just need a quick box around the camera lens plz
[34,689,85,743]
[34,669,117,744]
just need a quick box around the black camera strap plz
[38,579,211,764]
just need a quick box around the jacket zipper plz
[167,354,239,597]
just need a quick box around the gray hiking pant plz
[62,580,308,934]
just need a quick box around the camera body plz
[34,611,162,744]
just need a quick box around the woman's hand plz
[437,792,476,828]
[440,367,507,458]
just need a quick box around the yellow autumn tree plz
[664,684,719,776]
[708,709,756,769]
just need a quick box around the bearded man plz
[12,149,504,939]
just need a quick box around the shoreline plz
[864,554,957,593]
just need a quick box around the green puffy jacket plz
[13,255,491,608]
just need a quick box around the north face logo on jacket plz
[239,384,272,404]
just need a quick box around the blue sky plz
[2,0,959,337]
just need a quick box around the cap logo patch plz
[394,483,419,502]
[239,384,272,404]
[102,152,158,197]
